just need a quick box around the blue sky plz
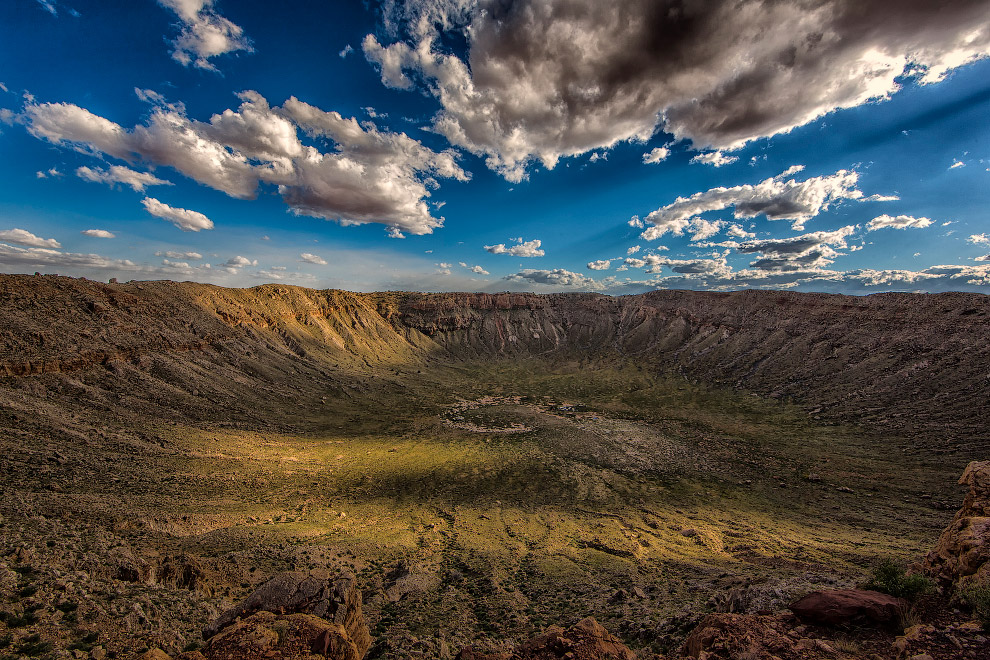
[0,0,988,294]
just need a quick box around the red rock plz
[788,589,905,626]
[455,617,635,659]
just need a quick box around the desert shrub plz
[862,558,933,601]
[961,580,990,631]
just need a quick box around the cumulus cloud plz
[624,253,733,277]
[505,268,597,288]
[81,229,115,238]
[643,147,670,164]
[458,261,490,275]
[737,226,857,271]
[949,159,966,169]
[25,91,468,236]
[0,228,61,248]
[485,238,544,257]
[155,250,202,259]
[224,255,257,267]
[968,234,989,244]
[975,255,990,262]
[866,214,933,231]
[35,167,61,179]
[726,224,756,239]
[141,197,214,232]
[690,151,738,168]
[366,0,990,180]
[626,245,641,255]
[587,259,611,271]
[76,165,172,192]
[300,252,328,265]
[640,167,864,239]
[157,0,253,70]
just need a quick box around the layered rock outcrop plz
[924,461,990,586]
[203,573,370,659]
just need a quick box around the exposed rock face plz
[205,611,361,660]
[788,589,905,626]
[925,461,990,586]
[682,613,847,660]
[456,617,635,659]
[203,572,370,659]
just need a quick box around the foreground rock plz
[788,589,905,626]
[203,572,370,659]
[682,613,832,660]
[205,611,362,660]
[924,461,990,586]
[456,617,636,659]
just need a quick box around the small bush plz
[962,580,990,631]
[862,558,933,601]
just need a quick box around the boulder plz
[203,572,370,658]
[788,589,905,626]
[924,461,990,586]
[455,617,635,659]
[136,651,172,660]
[204,611,361,660]
[681,613,804,660]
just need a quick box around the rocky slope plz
[1,275,987,437]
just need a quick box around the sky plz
[0,0,988,295]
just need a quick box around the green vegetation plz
[962,579,990,631]
[0,352,972,652]
[862,558,933,601]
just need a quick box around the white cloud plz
[366,0,990,180]
[640,167,863,239]
[587,260,612,271]
[968,234,990,244]
[626,245,641,255]
[458,261,490,275]
[485,238,544,257]
[224,255,257,267]
[690,151,738,168]
[0,228,61,248]
[36,0,57,16]
[35,167,62,179]
[505,268,599,288]
[81,229,115,238]
[975,255,990,262]
[339,45,354,58]
[689,218,725,241]
[155,250,202,259]
[726,224,756,239]
[627,216,644,228]
[300,252,328,265]
[76,165,172,192]
[0,108,14,125]
[141,197,214,232]
[157,0,253,70]
[642,147,670,164]
[25,91,468,236]
[866,214,933,231]
[949,159,966,169]
[736,226,857,271]
[864,194,901,202]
